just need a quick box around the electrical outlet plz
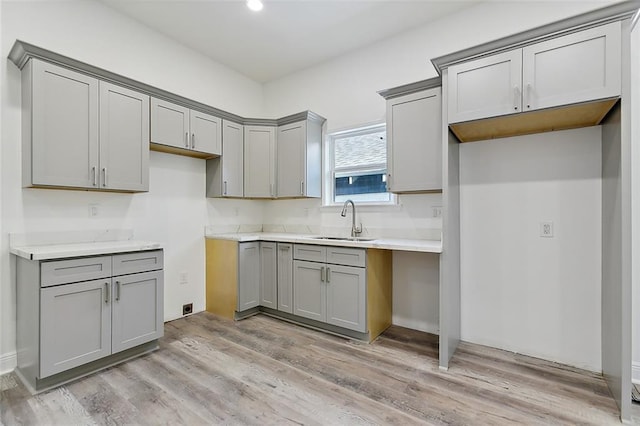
[88,203,100,217]
[179,272,188,285]
[182,303,193,316]
[540,221,554,238]
[432,206,443,218]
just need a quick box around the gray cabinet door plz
[112,271,164,353]
[522,21,620,112]
[222,120,244,197]
[277,121,306,197]
[30,59,98,188]
[277,243,294,314]
[293,260,325,322]
[260,242,277,309]
[238,242,260,312]
[150,97,190,149]
[448,49,522,123]
[387,88,442,192]
[99,82,149,192]
[190,110,221,156]
[326,265,366,333]
[40,278,112,378]
[244,126,276,198]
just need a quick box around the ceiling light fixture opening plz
[247,0,263,12]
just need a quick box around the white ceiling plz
[99,0,482,83]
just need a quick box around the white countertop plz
[205,232,442,253]
[10,240,163,261]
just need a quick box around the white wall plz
[460,128,602,372]
[262,1,619,370]
[0,0,265,372]
[631,13,640,383]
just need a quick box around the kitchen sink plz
[309,236,376,242]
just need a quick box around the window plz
[326,124,393,205]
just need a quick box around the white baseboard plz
[0,351,17,375]
[632,362,640,384]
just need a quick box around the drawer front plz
[112,250,163,276]
[41,256,112,287]
[326,247,366,268]
[293,244,326,263]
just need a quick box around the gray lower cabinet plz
[260,242,277,309]
[238,242,260,312]
[276,243,293,314]
[16,250,164,392]
[292,244,366,333]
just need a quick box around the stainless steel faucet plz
[340,199,362,238]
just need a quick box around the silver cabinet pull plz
[191,133,195,149]
[513,86,520,111]
[92,166,97,186]
[526,83,532,109]
[223,181,228,196]
[300,181,304,196]
[185,132,189,148]
[104,282,109,304]
[320,266,325,282]
[102,167,107,187]
[115,280,121,301]
[326,267,331,283]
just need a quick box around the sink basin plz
[310,236,376,242]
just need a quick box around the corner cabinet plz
[16,250,164,393]
[384,85,442,192]
[22,59,149,192]
[206,120,244,198]
[244,126,277,198]
[276,116,323,198]
[150,97,222,159]
[447,21,621,140]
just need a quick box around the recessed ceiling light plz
[247,0,263,12]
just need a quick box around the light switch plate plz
[540,221,554,238]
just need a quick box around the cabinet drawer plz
[41,256,112,287]
[294,244,326,263]
[326,247,366,268]
[112,250,163,276]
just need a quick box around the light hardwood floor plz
[0,312,630,425]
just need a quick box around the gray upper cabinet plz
[448,50,522,123]
[151,97,221,158]
[26,59,99,189]
[206,120,244,198]
[276,119,322,198]
[244,126,276,198]
[238,242,260,311]
[99,81,150,192]
[448,21,621,124]
[521,22,621,112]
[386,87,442,192]
[259,242,277,310]
[23,59,149,192]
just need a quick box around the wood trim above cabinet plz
[449,98,618,143]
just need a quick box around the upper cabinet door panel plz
[99,82,149,192]
[190,110,221,156]
[222,120,244,197]
[150,98,189,149]
[387,88,442,192]
[31,60,98,188]
[522,21,621,111]
[244,126,276,198]
[277,121,306,197]
[448,50,522,123]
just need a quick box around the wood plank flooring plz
[0,312,627,425]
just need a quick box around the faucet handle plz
[354,223,362,236]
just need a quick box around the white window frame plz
[323,123,398,207]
